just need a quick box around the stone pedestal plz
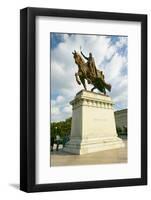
[63,90,124,155]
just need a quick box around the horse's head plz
[72,50,84,65]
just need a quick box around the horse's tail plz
[99,78,111,92]
[105,83,111,92]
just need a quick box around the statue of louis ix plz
[72,47,111,94]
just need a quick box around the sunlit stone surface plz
[63,90,124,155]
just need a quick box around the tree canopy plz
[51,117,72,137]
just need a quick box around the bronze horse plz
[72,50,111,94]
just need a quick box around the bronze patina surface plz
[72,50,111,94]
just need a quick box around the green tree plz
[50,117,72,138]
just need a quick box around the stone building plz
[114,109,127,135]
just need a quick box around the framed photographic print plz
[20,7,147,192]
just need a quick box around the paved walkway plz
[50,138,127,167]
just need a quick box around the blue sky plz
[50,33,128,122]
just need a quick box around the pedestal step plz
[63,137,124,155]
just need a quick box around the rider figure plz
[80,51,98,82]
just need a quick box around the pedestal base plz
[63,90,124,155]
[63,137,124,155]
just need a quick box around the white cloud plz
[62,105,72,114]
[104,53,127,81]
[56,95,65,104]
[51,34,128,121]
[51,105,60,115]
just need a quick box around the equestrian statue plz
[72,49,111,94]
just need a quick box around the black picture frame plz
[20,7,147,192]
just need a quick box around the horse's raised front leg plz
[75,72,81,85]
[79,76,87,90]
